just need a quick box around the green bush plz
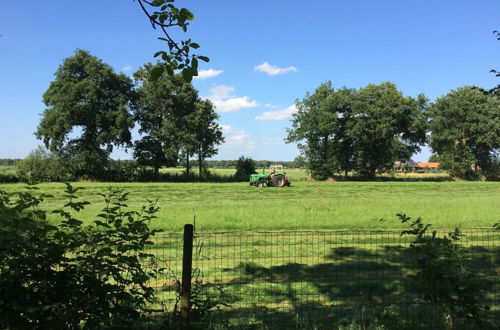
[235,156,256,177]
[395,213,491,329]
[0,184,163,329]
[0,166,20,183]
[16,147,74,183]
[102,159,139,182]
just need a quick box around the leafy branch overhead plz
[136,0,209,82]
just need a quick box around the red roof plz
[418,162,440,169]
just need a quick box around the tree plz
[292,155,306,168]
[132,64,223,176]
[235,156,257,176]
[133,64,198,176]
[287,82,427,179]
[428,86,500,180]
[287,82,356,179]
[36,49,134,178]
[349,82,428,178]
[136,0,209,82]
[190,99,224,175]
[428,154,441,162]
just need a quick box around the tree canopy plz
[287,82,427,179]
[428,86,500,179]
[36,49,134,178]
[132,64,223,176]
[350,82,427,177]
[191,99,225,175]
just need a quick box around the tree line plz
[287,82,500,180]
[34,49,224,180]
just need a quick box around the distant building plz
[417,162,440,170]
[394,159,419,172]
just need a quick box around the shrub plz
[102,159,139,182]
[396,213,491,329]
[0,166,20,183]
[0,184,162,329]
[235,156,256,177]
[16,147,74,182]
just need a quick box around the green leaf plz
[153,51,165,58]
[198,55,210,62]
[182,8,194,20]
[151,0,165,7]
[182,68,193,82]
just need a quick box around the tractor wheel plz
[273,174,286,187]
[256,181,263,188]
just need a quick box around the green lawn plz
[1,179,498,328]
[1,180,498,231]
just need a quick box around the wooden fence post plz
[180,224,194,330]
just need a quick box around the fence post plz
[180,224,194,330]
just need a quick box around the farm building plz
[394,159,419,172]
[417,162,440,170]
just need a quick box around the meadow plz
[1,179,498,232]
[2,170,499,328]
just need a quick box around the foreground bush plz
[377,214,492,329]
[0,184,162,329]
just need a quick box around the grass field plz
[1,180,498,231]
[149,228,499,329]
[1,174,499,328]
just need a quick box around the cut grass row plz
[1,181,499,231]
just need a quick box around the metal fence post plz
[180,224,194,330]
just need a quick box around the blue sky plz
[1,0,499,161]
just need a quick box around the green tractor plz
[249,165,291,187]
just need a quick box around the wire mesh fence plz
[146,228,499,329]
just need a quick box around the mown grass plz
[1,176,498,328]
[148,229,500,329]
[1,181,498,231]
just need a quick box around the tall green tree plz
[133,64,198,176]
[36,49,134,178]
[349,82,427,178]
[287,82,355,179]
[429,86,500,180]
[132,64,223,176]
[190,99,224,175]
[287,82,427,179]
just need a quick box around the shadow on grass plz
[149,242,499,329]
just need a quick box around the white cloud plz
[207,85,258,112]
[254,62,297,76]
[263,103,279,109]
[194,69,223,79]
[121,65,132,72]
[255,105,297,121]
[220,125,255,152]
[262,137,282,144]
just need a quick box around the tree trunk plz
[154,164,160,178]
[198,146,203,176]
[186,154,190,174]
